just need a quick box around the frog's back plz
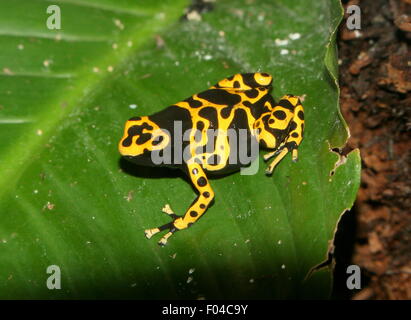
[119,72,275,173]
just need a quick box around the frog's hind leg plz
[173,161,215,231]
[144,160,214,246]
[265,96,304,175]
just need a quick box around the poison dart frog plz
[119,73,304,246]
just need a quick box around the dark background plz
[332,0,411,299]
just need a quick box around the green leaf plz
[0,0,360,299]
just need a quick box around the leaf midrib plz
[0,1,188,202]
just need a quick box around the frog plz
[119,72,304,246]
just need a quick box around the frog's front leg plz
[144,160,214,246]
[264,95,305,175]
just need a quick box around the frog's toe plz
[144,206,181,245]
[162,204,179,219]
[158,230,177,246]
[291,149,298,162]
[144,222,178,245]
[144,228,160,239]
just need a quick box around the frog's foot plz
[144,204,181,246]
[264,142,299,175]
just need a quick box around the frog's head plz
[254,94,301,149]
[214,72,272,90]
